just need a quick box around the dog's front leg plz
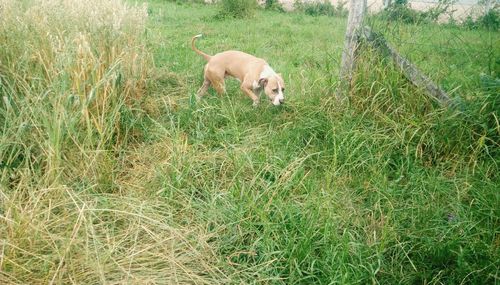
[240,85,259,106]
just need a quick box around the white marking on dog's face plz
[259,65,285,106]
[273,81,285,106]
[264,75,285,106]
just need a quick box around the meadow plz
[0,0,498,284]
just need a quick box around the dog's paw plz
[252,100,259,107]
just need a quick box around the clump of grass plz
[0,0,150,175]
[264,0,285,12]
[294,0,348,17]
[215,0,258,19]
[464,8,500,30]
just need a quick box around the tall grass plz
[0,0,226,283]
[0,0,149,181]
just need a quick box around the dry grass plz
[1,188,226,284]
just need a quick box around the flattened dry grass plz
[1,188,226,284]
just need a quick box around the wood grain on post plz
[337,0,367,101]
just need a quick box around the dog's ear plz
[258,78,268,87]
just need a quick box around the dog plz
[191,34,285,106]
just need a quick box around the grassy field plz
[1,0,498,284]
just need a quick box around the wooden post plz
[383,0,392,9]
[337,0,367,101]
[485,0,493,13]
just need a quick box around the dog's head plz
[259,74,285,106]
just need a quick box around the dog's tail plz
[191,34,211,61]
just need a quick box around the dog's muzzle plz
[273,94,285,106]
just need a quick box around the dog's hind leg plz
[197,78,211,99]
[211,80,226,95]
[205,67,226,95]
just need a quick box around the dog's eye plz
[281,88,285,92]
[272,88,278,93]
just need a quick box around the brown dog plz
[192,34,285,106]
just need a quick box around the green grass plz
[370,18,500,94]
[1,0,499,284]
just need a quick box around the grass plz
[1,0,499,284]
[369,18,500,93]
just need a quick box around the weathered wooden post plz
[485,0,493,13]
[337,0,367,102]
[383,0,392,9]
